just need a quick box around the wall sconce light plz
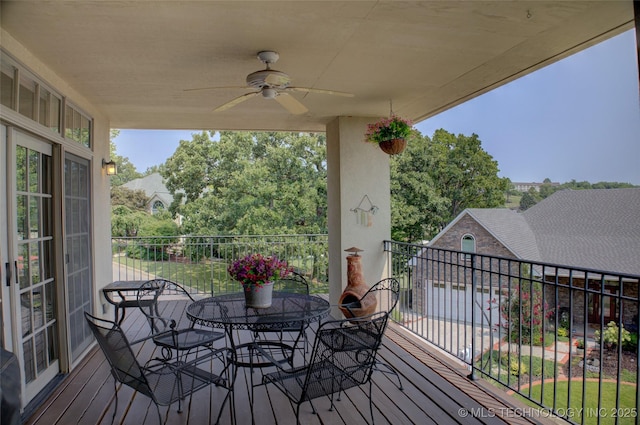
[102,159,117,176]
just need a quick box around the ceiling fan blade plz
[287,87,354,97]
[184,85,247,92]
[275,93,308,115]
[213,92,259,112]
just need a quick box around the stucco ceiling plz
[0,1,634,132]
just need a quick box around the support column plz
[635,0,639,93]
[326,116,391,317]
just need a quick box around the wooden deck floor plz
[23,302,556,425]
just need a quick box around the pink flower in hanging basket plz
[364,115,413,144]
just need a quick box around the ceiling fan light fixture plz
[262,87,278,99]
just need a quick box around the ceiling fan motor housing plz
[246,69,291,89]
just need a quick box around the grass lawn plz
[520,380,637,425]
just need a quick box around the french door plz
[64,153,93,362]
[8,129,60,403]
[3,128,95,407]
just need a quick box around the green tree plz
[110,205,148,237]
[143,164,165,176]
[519,187,541,210]
[538,178,557,199]
[110,186,149,211]
[163,131,217,204]
[391,129,509,241]
[124,211,181,261]
[162,131,327,235]
[390,131,448,242]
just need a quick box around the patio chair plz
[258,311,389,425]
[251,271,311,363]
[137,279,226,362]
[84,312,233,425]
[339,277,403,390]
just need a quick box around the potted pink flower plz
[228,253,291,308]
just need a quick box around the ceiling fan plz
[184,51,354,114]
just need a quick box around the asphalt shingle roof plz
[430,188,640,276]
[465,208,542,262]
[121,173,181,208]
[523,188,640,275]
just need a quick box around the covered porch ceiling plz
[1,1,634,133]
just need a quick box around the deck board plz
[23,301,557,425]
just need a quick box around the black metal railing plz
[111,234,329,294]
[384,240,640,424]
[110,235,639,423]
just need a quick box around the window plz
[461,234,475,260]
[39,87,61,133]
[1,49,90,145]
[1,60,16,108]
[151,200,165,214]
[64,104,91,148]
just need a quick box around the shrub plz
[508,356,527,377]
[594,321,631,349]
[622,332,638,353]
[558,308,571,331]
[499,278,552,346]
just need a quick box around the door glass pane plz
[42,154,52,195]
[16,194,27,240]
[29,197,40,238]
[43,239,54,281]
[33,288,43,329]
[18,243,29,289]
[45,282,55,322]
[22,340,35,383]
[16,146,26,191]
[30,241,40,284]
[42,197,52,239]
[21,292,32,337]
[29,150,39,193]
[47,326,58,363]
[35,331,46,373]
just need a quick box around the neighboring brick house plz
[411,188,640,329]
[122,173,184,225]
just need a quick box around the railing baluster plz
[383,239,640,424]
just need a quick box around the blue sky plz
[113,30,640,184]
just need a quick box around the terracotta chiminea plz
[338,247,377,318]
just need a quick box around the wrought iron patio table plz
[186,292,330,366]
[102,280,159,325]
[186,292,330,423]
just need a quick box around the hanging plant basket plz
[379,138,406,155]
[364,114,412,155]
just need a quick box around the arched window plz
[151,200,165,214]
[461,234,475,259]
